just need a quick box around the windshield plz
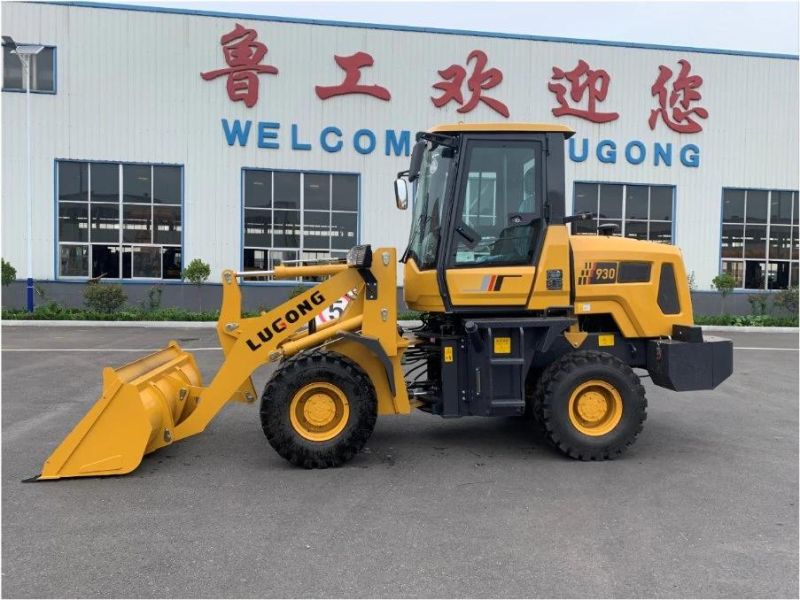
[404,144,455,269]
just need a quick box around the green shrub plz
[288,284,312,299]
[774,286,798,315]
[140,285,163,312]
[747,294,769,316]
[711,273,736,314]
[182,258,211,311]
[83,283,127,313]
[694,314,798,327]
[1,259,16,287]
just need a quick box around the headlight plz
[346,244,373,268]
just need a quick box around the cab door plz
[443,137,545,308]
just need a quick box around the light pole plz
[3,36,44,312]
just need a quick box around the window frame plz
[54,159,184,282]
[571,181,676,244]
[2,44,57,94]
[240,167,361,284]
[719,187,798,290]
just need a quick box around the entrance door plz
[444,138,544,307]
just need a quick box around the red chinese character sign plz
[315,52,391,101]
[201,24,278,108]
[648,59,708,133]
[431,50,509,118]
[548,59,619,123]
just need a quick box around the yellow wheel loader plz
[30,123,733,480]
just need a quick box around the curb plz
[1,320,795,333]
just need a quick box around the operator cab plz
[395,123,574,313]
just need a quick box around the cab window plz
[452,140,541,266]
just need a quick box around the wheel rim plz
[568,379,623,437]
[289,382,350,442]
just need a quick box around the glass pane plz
[331,212,358,250]
[131,246,161,278]
[722,189,745,223]
[794,193,799,226]
[243,248,267,270]
[269,250,297,268]
[244,209,270,247]
[573,183,597,214]
[598,184,623,219]
[272,210,300,247]
[649,186,673,221]
[34,47,55,92]
[122,204,152,243]
[3,45,23,89]
[91,163,118,203]
[649,221,672,243]
[792,262,799,287]
[245,171,271,208]
[123,164,151,203]
[162,247,181,279]
[91,244,120,279]
[153,205,181,244]
[793,226,799,260]
[720,224,744,258]
[767,261,790,290]
[625,185,648,220]
[90,204,119,243]
[624,221,648,240]
[59,203,88,242]
[746,190,768,224]
[304,173,330,211]
[332,174,358,211]
[769,226,791,260]
[153,166,181,204]
[273,172,300,210]
[722,260,744,288]
[59,162,88,202]
[771,191,793,225]
[59,245,88,277]
[303,211,330,249]
[744,261,766,289]
[122,246,132,279]
[744,225,767,259]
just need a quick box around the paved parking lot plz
[2,325,798,598]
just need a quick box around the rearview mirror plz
[408,140,426,182]
[394,178,409,210]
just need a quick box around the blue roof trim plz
[29,1,799,61]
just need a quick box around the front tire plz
[260,351,377,468]
[534,350,647,460]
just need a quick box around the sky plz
[92,0,800,55]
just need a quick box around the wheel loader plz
[30,123,733,480]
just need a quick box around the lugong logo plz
[246,291,327,351]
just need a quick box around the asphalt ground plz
[1,326,798,599]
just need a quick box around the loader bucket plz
[35,342,202,480]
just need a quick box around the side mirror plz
[394,178,409,210]
[408,140,426,182]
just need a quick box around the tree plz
[182,258,211,311]
[711,273,736,315]
[1,259,16,287]
[774,286,798,316]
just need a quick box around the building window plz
[572,183,674,243]
[56,161,182,279]
[3,44,56,92]
[242,169,359,279]
[721,188,798,289]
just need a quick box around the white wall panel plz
[2,2,798,290]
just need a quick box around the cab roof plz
[429,122,575,138]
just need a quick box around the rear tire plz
[260,351,377,468]
[534,350,646,460]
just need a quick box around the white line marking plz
[734,347,798,351]
[1,347,222,352]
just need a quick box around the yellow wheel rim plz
[567,379,623,437]
[289,382,350,442]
